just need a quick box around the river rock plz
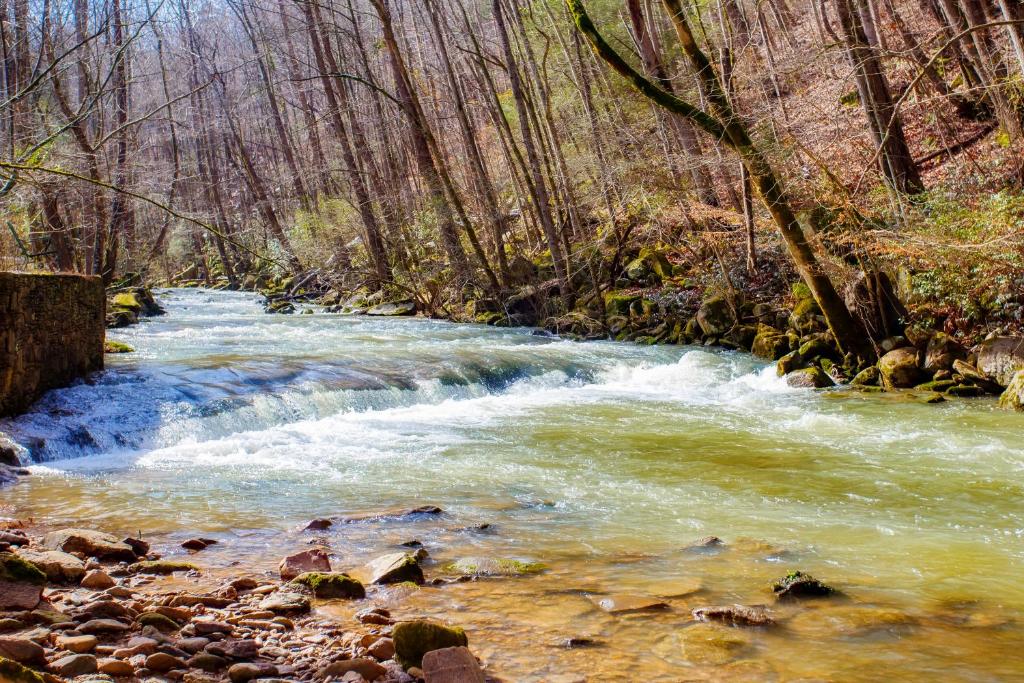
[206,639,259,660]
[228,662,278,683]
[441,558,546,578]
[0,658,44,683]
[0,637,44,665]
[696,296,734,337]
[290,572,365,599]
[49,653,98,677]
[951,359,1002,393]
[420,646,485,683]
[43,529,138,562]
[258,590,310,615]
[878,347,924,389]
[56,634,98,654]
[279,548,331,581]
[80,569,115,589]
[366,301,416,316]
[999,370,1024,411]
[977,336,1024,386]
[785,366,834,388]
[189,653,229,671]
[98,657,135,676]
[923,332,966,373]
[751,327,789,360]
[680,623,749,665]
[393,620,468,669]
[692,604,775,627]
[319,657,387,680]
[15,548,86,583]
[146,651,187,672]
[367,637,395,661]
[771,571,837,600]
[356,552,424,585]
[0,552,46,610]
[589,594,669,614]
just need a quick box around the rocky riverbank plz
[0,523,491,683]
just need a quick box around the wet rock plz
[850,366,880,386]
[14,548,86,584]
[654,578,703,598]
[188,653,229,671]
[392,620,468,669]
[1000,370,1024,411]
[136,612,181,632]
[751,327,789,360]
[785,366,835,389]
[279,548,331,581]
[355,608,394,626]
[923,333,966,373]
[131,559,199,575]
[79,618,131,634]
[878,348,924,389]
[112,636,157,658]
[421,646,485,683]
[771,571,838,600]
[946,384,984,397]
[692,604,775,627]
[951,359,1002,393]
[679,623,749,664]
[146,651,187,672]
[319,657,387,680]
[356,552,424,586]
[56,634,98,654]
[0,657,45,683]
[258,591,310,615]
[775,350,804,376]
[43,529,138,563]
[182,538,217,551]
[790,604,916,638]
[0,531,27,546]
[122,537,150,556]
[80,569,115,590]
[290,572,365,599]
[976,336,1024,386]
[343,505,443,523]
[589,594,669,614]
[191,621,232,636]
[439,558,546,578]
[228,662,279,683]
[368,637,395,661]
[0,637,44,665]
[49,653,98,677]
[561,637,604,649]
[0,552,46,610]
[696,296,734,337]
[303,519,332,531]
[366,301,416,317]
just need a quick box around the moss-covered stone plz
[785,367,835,389]
[0,553,47,585]
[791,282,813,300]
[945,384,984,397]
[103,340,134,354]
[440,558,547,577]
[130,560,198,575]
[696,296,734,337]
[850,366,880,386]
[290,572,365,599]
[914,379,956,392]
[1000,370,1024,412]
[878,348,924,389]
[111,292,142,312]
[392,620,468,669]
[776,351,804,377]
[603,291,639,317]
[789,297,823,334]
[0,657,46,683]
[752,327,789,360]
[136,612,181,632]
[771,571,837,600]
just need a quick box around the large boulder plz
[696,296,734,337]
[785,367,835,389]
[842,270,906,342]
[366,300,416,317]
[999,370,1024,412]
[977,337,1024,387]
[393,620,468,669]
[789,298,825,335]
[0,552,46,610]
[878,348,924,389]
[751,326,789,361]
[923,333,966,373]
[42,529,138,563]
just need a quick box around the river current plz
[2,288,1024,681]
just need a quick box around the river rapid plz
[2,288,1024,681]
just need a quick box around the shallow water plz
[3,288,1024,681]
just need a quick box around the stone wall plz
[0,272,105,416]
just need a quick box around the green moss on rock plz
[290,572,365,599]
[104,340,135,354]
[136,612,181,632]
[393,620,468,669]
[0,553,47,585]
[0,657,45,683]
[111,292,142,312]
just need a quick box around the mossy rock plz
[0,657,45,683]
[791,282,813,300]
[771,571,838,600]
[798,338,841,363]
[789,298,824,334]
[439,558,547,578]
[0,553,46,585]
[111,292,142,312]
[727,325,758,351]
[776,351,804,377]
[104,340,135,354]
[878,348,924,389]
[603,291,640,318]
[914,379,956,392]
[290,572,365,599]
[136,612,181,632]
[1000,370,1024,412]
[850,366,880,386]
[696,296,734,337]
[785,367,835,389]
[752,329,789,361]
[130,560,198,575]
[945,384,984,397]
[392,620,468,669]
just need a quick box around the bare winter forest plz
[2,0,1023,353]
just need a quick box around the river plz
[2,288,1023,681]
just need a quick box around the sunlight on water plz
[2,289,1024,681]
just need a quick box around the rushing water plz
[2,288,1024,681]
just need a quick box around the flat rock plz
[278,548,331,581]
[56,634,98,653]
[258,591,310,615]
[343,505,443,523]
[43,529,137,562]
[14,548,86,583]
[80,569,115,590]
[679,623,750,665]
[589,594,669,614]
[78,618,131,634]
[319,657,387,680]
[49,653,98,677]
[692,604,775,627]
[0,636,45,664]
[228,662,278,683]
[354,552,424,585]
[146,651,187,672]
[98,657,135,676]
[0,579,42,610]
[421,646,485,683]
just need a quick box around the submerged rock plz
[785,366,835,389]
[393,620,468,669]
[356,552,424,585]
[130,559,199,575]
[440,557,546,578]
[590,594,670,614]
[771,571,838,600]
[679,623,749,664]
[692,604,775,627]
